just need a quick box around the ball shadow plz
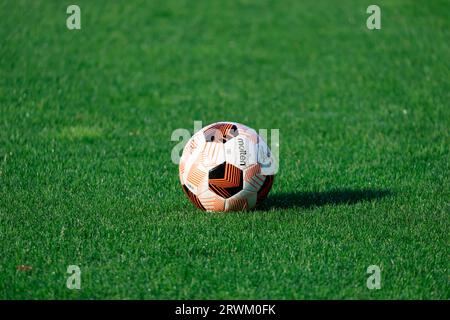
[258,188,392,210]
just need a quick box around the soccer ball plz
[179,122,276,212]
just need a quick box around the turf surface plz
[0,0,448,299]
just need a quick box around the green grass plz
[0,0,448,299]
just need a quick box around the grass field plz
[0,0,448,299]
